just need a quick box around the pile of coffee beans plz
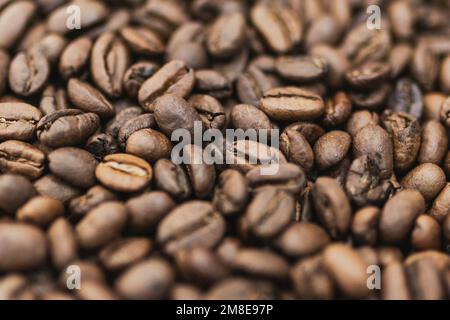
[0,0,449,300]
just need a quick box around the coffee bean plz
[0,102,42,141]
[119,26,165,56]
[351,206,380,246]
[157,201,225,255]
[17,196,63,227]
[206,277,274,300]
[246,163,306,194]
[138,60,195,111]
[418,121,448,164]
[379,189,425,244]
[230,103,274,134]
[85,133,119,160]
[310,44,349,89]
[118,114,156,148]
[154,159,192,200]
[39,85,69,116]
[9,49,49,97]
[424,92,446,121]
[96,153,152,193]
[429,184,450,222]
[36,110,100,148]
[346,110,379,137]
[313,131,351,171]
[34,174,81,204]
[106,107,143,138]
[126,129,172,163]
[312,177,351,239]
[126,191,175,232]
[188,94,225,130]
[115,258,174,300]
[0,140,45,179]
[440,96,450,128]
[91,33,129,97]
[99,237,152,272]
[260,87,324,122]
[194,69,232,99]
[68,185,117,222]
[212,169,248,216]
[48,147,98,189]
[0,1,36,49]
[47,218,78,270]
[275,55,328,83]
[59,37,93,80]
[0,174,36,214]
[0,49,10,96]
[236,66,273,107]
[388,43,413,79]
[123,61,159,98]
[76,201,128,249]
[280,128,314,171]
[207,12,246,58]
[67,78,115,119]
[388,78,423,119]
[350,83,391,110]
[411,215,441,251]
[305,15,341,49]
[401,163,446,203]
[322,92,352,128]
[412,42,438,91]
[345,61,391,90]
[0,223,47,271]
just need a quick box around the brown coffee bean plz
[157,201,225,255]
[418,121,448,164]
[440,96,450,128]
[275,55,328,83]
[48,147,98,189]
[350,83,391,110]
[388,78,423,119]
[154,159,192,201]
[275,223,330,258]
[379,189,425,244]
[0,140,45,179]
[0,223,46,271]
[313,131,351,171]
[118,114,156,148]
[345,61,391,90]
[242,187,295,240]
[0,274,34,300]
[411,215,441,251]
[119,27,165,56]
[212,169,248,216]
[67,78,115,119]
[68,185,117,222]
[232,249,289,281]
[0,1,36,49]
[138,60,195,111]
[123,61,159,98]
[39,85,69,116]
[47,218,78,270]
[352,206,381,246]
[280,128,314,171]
[260,87,324,122]
[0,174,36,214]
[188,94,225,130]
[0,102,42,141]
[429,184,450,222]
[323,243,370,299]
[401,163,446,203]
[36,110,100,148]
[126,129,172,163]
[126,191,175,232]
[99,237,152,272]
[17,196,63,227]
[310,44,349,89]
[194,69,232,99]
[230,103,274,133]
[312,177,352,239]
[424,92,446,122]
[305,15,341,49]
[246,163,306,194]
[236,66,273,106]
[91,33,129,97]
[207,12,246,58]
[59,37,92,80]
[412,42,438,91]
[76,201,128,249]
[346,110,379,137]
[0,49,10,96]
[322,92,352,128]
[171,284,203,300]
[34,174,81,204]
[353,125,394,179]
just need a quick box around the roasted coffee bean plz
[260,87,324,122]
[119,27,165,57]
[388,43,413,79]
[406,259,446,300]
[423,93,445,121]
[154,94,201,136]
[157,201,225,255]
[138,60,195,111]
[246,163,306,194]
[312,177,352,239]
[305,15,342,49]
[236,66,273,107]
[388,78,423,119]
[412,42,438,91]
[154,159,192,201]
[242,187,295,240]
[212,169,248,216]
[0,274,34,300]
[115,258,174,300]
[59,37,92,80]
[283,122,325,145]
[440,96,450,128]
[194,69,232,99]
[310,44,349,89]
[350,83,391,110]
[353,125,394,179]
[48,147,98,189]
[68,185,117,222]
[118,114,156,148]
[345,61,391,90]
[418,121,448,164]
[440,55,450,93]
[429,184,450,222]
[47,218,78,270]
[126,129,172,163]
[167,41,208,70]
[96,153,152,193]
[0,102,42,141]
[0,174,36,214]
[207,12,246,58]
[76,201,128,249]
[31,33,66,65]
[175,248,229,286]
[188,94,225,130]
[275,223,330,258]
[91,33,129,97]
[106,107,143,138]
[411,215,441,251]
[379,189,425,244]
[279,128,314,171]
[67,79,115,119]
[123,61,159,98]
[322,92,352,128]
[17,196,63,227]
[401,163,446,203]
[0,140,45,179]
[232,249,289,281]
[9,49,49,97]
[34,174,81,204]
[36,110,100,148]
[126,191,175,232]
[313,131,351,171]
[0,49,10,96]
[214,47,249,82]
[275,55,327,83]
[0,1,36,49]
[230,103,274,134]
[250,1,302,54]
[85,133,119,160]
[39,85,68,116]
[346,110,379,137]
[0,223,47,271]
[352,206,381,246]
[323,244,370,299]
[166,21,205,56]
[99,237,152,272]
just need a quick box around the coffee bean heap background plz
[0,0,450,300]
